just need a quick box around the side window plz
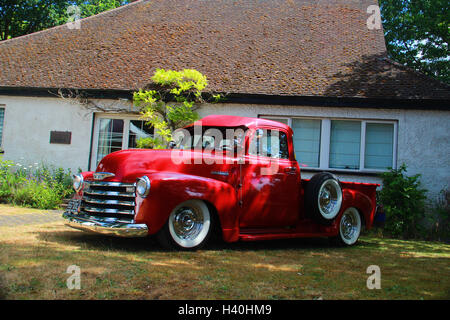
[249,129,289,159]
[278,131,289,159]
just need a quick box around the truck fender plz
[340,185,377,230]
[134,172,240,242]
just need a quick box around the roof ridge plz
[0,0,145,46]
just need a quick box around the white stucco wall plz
[1,95,448,200]
[0,96,137,173]
[0,96,94,173]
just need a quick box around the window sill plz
[299,167,385,177]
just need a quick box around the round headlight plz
[73,174,83,192]
[136,176,151,198]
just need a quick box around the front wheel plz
[156,200,213,250]
[330,207,362,246]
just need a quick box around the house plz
[0,0,448,200]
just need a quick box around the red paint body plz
[78,115,378,242]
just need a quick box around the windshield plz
[172,126,247,152]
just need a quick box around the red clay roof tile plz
[0,0,448,99]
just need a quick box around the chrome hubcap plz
[341,210,359,240]
[318,179,341,218]
[172,207,204,240]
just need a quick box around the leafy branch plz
[133,68,223,149]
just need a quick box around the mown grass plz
[0,206,449,300]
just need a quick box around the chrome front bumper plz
[62,211,148,238]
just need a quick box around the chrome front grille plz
[81,181,136,221]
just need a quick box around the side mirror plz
[168,141,176,149]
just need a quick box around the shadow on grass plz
[33,228,363,253]
[34,224,450,255]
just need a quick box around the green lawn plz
[0,206,449,300]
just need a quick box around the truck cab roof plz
[188,115,292,133]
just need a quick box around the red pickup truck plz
[63,115,378,250]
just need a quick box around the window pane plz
[275,131,289,159]
[248,129,289,159]
[330,120,361,169]
[0,108,4,147]
[292,119,321,167]
[128,120,154,148]
[365,123,394,169]
[97,118,124,164]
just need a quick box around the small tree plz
[133,69,211,149]
[379,164,428,238]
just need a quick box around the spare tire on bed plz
[305,172,343,225]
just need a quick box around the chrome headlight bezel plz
[136,176,151,198]
[73,173,84,193]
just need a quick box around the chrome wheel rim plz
[168,200,210,248]
[172,207,204,240]
[339,207,361,245]
[318,179,342,219]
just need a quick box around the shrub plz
[0,160,26,202]
[33,164,73,199]
[0,159,74,209]
[12,180,63,209]
[379,164,428,239]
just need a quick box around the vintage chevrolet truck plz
[63,115,378,249]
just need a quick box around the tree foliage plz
[0,0,66,40]
[379,0,449,84]
[73,0,130,18]
[0,0,129,41]
[133,69,211,149]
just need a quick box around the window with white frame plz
[0,107,5,148]
[291,118,321,168]
[330,120,361,170]
[261,116,397,172]
[93,115,154,167]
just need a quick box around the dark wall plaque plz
[50,131,72,144]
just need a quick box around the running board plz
[239,224,338,241]
[239,232,334,241]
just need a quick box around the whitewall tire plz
[334,207,362,246]
[157,200,213,250]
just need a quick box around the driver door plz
[238,128,300,228]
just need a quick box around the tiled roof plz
[0,0,448,99]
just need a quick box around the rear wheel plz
[156,200,213,250]
[330,207,362,246]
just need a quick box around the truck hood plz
[95,149,236,183]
